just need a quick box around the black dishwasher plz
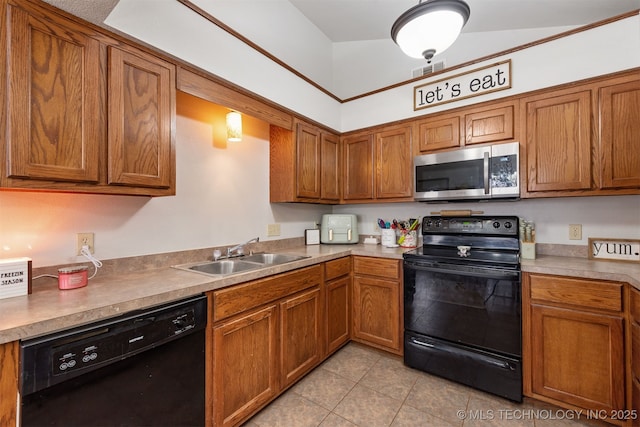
[20,294,207,427]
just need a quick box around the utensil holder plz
[381,229,397,247]
[399,230,417,248]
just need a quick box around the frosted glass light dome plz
[391,0,470,60]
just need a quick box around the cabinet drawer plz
[353,256,399,279]
[212,265,322,322]
[325,257,351,281]
[529,274,622,312]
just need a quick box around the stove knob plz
[425,220,432,228]
[504,221,513,229]
[493,221,501,228]
[435,220,442,227]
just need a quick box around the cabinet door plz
[280,288,322,388]
[0,341,18,427]
[375,125,412,199]
[353,275,401,353]
[523,90,592,192]
[6,5,100,182]
[326,275,351,355]
[599,79,640,189]
[465,104,514,145]
[417,115,460,152]
[343,133,374,200]
[320,132,341,201]
[295,123,321,199]
[530,304,624,412]
[212,305,278,427]
[108,46,175,189]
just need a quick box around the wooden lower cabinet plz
[211,304,278,427]
[325,257,351,355]
[352,256,402,354]
[630,288,640,416]
[524,273,625,417]
[280,288,322,388]
[0,341,19,427]
[208,264,324,426]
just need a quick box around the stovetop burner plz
[404,215,521,268]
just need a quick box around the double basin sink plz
[173,253,310,277]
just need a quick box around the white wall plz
[340,14,640,131]
[0,94,331,267]
[104,0,342,131]
[2,5,638,268]
[331,26,576,99]
[333,196,640,245]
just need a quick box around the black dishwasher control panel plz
[21,295,207,395]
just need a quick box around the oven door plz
[403,258,522,401]
[404,259,521,356]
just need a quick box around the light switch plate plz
[305,229,320,245]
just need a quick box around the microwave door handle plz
[347,228,352,241]
[483,151,490,194]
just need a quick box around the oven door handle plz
[403,261,519,280]
[409,337,516,371]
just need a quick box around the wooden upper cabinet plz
[523,89,592,192]
[375,125,412,199]
[108,46,175,189]
[599,77,640,189]
[417,115,460,152]
[295,123,321,199]
[464,103,514,145]
[320,132,341,200]
[342,124,412,202]
[416,101,516,153]
[6,4,101,183]
[270,122,339,203]
[2,2,177,196]
[342,133,374,200]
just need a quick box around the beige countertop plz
[1,243,638,345]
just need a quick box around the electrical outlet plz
[77,233,95,255]
[568,224,582,240]
[267,223,281,237]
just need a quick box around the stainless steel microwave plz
[414,142,520,202]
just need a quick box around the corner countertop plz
[1,243,638,345]
[521,255,640,289]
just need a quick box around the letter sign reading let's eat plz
[414,60,511,110]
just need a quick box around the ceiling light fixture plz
[226,111,242,142]
[391,0,470,62]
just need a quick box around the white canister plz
[380,229,397,247]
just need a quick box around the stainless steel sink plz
[241,253,309,265]
[173,253,309,277]
[174,259,263,276]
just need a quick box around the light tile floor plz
[246,342,611,427]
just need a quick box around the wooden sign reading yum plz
[589,238,640,263]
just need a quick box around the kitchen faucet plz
[227,237,260,258]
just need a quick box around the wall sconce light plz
[391,0,470,62]
[226,111,242,142]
